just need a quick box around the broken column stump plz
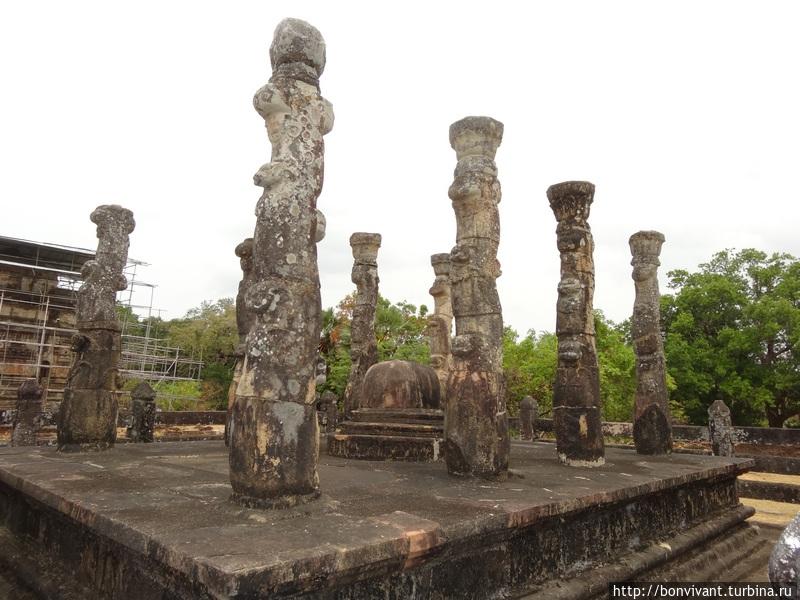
[57,204,135,452]
[548,181,605,467]
[342,232,381,419]
[427,253,452,404]
[630,230,672,455]
[128,382,156,443]
[444,116,509,478]
[519,395,536,441]
[320,390,338,434]
[228,18,334,509]
[11,379,44,447]
[709,399,734,457]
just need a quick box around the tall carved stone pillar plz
[547,181,605,467]
[444,116,509,478]
[58,205,134,452]
[226,238,254,447]
[12,379,44,447]
[630,230,672,455]
[228,18,334,509]
[342,233,381,419]
[428,253,452,402]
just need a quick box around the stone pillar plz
[428,253,452,403]
[58,204,135,452]
[228,18,334,509]
[226,238,255,447]
[547,181,605,467]
[708,399,734,457]
[444,116,509,478]
[321,390,338,433]
[129,382,156,443]
[519,396,536,441]
[769,512,800,586]
[630,230,672,455]
[342,232,381,419]
[11,379,44,446]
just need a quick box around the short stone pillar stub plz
[12,379,44,447]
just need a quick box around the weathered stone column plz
[228,18,334,508]
[12,379,44,446]
[547,181,605,467]
[128,382,156,443]
[630,230,672,455]
[428,253,452,402]
[226,238,255,447]
[58,204,135,452]
[708,399,734,457]
[342,232,381,418]
[444,116,509,478]
[519,396,535,441]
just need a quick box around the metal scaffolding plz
[0,235,203,412]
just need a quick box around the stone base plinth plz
[328,407,444,461]
[0,441,754,599]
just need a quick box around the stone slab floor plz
[0,441,751,598]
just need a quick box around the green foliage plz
[318,294,431,398]
[663,249,800,426]
[502,327,557,417]
[594,312,636,422]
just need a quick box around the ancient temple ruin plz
[444,116,509,478]
[227,18,334,508]
[57,204,135,452]
[11,379,43,446]
[548,181,605,467]
[342,232,381,418]
[630,230,672,454]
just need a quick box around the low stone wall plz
[508,417,800,446]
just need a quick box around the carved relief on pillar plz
[547,181,604,467]
[444,116,509,479]
[630,230,672,455]
[58,204,134,452]
[342,232,381,418]
[228,18,334,509]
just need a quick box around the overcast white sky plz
[2,1,799,335]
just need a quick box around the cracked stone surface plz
[630,230,672,455]
[228,18,334,509]
[343,232,381,419]
[444,116,509,479]
[548,181,605,467]
[428,253,452,404]
[57,204,134,452]
[11,379,43,447]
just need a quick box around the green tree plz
[165,298,238,408]
[663,249,800,426]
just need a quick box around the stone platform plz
[0,441,754,599]
[328,407,444,461]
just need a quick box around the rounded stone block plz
[361,360,441,410]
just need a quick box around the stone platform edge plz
[0,454,755,598]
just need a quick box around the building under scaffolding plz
[0,235,202,413]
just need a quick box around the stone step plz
[339,421,443,438]
[349,408,444,424]
[738,472,800,504]
[327,432,443,461]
